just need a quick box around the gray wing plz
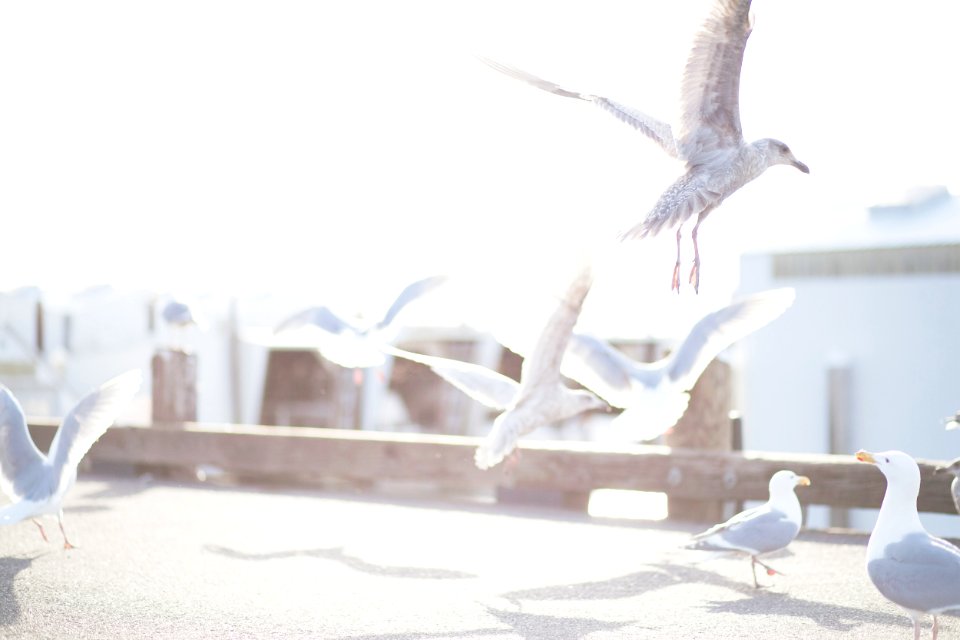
[693,507,798,554]
[676,0,752,156]
[48,370,142,491]
[868,533,960,613]
[385,347,518,410]
[275,306,353,335]
[377,275,447,329]
[517,264,594,396]
[479,57,680,159]
[661,287,795,388]
[0,387,51,501]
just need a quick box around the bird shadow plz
[204,544,475,580]
[501,560,757,604]
[0,555,38,627]
[700,591,910,632]
[338,607,640,640]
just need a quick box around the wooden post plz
[664,358,732,523]
[151,349,198,426]
[828,363,853,528]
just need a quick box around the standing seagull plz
[0,370,142,548]
[857,450,960,640]
[687,469,809,588]
[481,0,808,293]
[386,263,606,469]
[553,287,794,441]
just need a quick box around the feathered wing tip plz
[100,369,144,399]
[474,416,519,470]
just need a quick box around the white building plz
[738,186,960,532]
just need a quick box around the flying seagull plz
[0,370,142,548]
[481,0,808,293]
[386,263,606,469]
[274,275,446,372]
[550,287,794,441]
[687,469,810,588]
[857,449,960,640]
[933,458,960,516]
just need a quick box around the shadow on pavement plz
[701,591,909,632]
[0,555,37,627]
[205,544,475,580]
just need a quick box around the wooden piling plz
[151,349,198,425]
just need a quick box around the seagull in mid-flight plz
[0,370,142,548]
[481,0,808,293]
[274,275,446,374]
[559,287,794,441]
[386,263,606,469]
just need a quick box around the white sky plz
[1,0,958,333]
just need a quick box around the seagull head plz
[856,449,921,493]
[759,138,809,174]
[768,469,811,497]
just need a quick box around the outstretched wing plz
[0,387,50,501]
[48,370,143,490]
[676,0,752,156]
[662,287,794,388]
[377,275,447,329]
[385,346,518,410]
[480,57,679,159]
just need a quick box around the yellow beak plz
[796,475,811,486]
[856,450,877,464]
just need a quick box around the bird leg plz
[688,218,703,294]
[31,519,48,543]
[58,514,75,550]
[933,615,939,640]
[750,556,783,588]
[671,228,683,293]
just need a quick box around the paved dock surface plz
[0,475,953,639]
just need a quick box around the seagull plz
[0,370,142,549]
[386,263,606,469]
[687,469,809,588]
[553,287,794,441]
[945,411,960,431]
[857,449,960,640]
[481,0,808,293]
[933,458,960,516]
[274,275,446,373]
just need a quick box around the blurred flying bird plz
[559,288,795,441]
[481,0,808,293]
[858,449,960,640]
[386,264,606,469]
[687,469,809,588]
[274,275,446,374]
[0,370,142,548]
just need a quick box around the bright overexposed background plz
[1,0,958,329]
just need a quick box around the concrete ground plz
[0,475,950,639]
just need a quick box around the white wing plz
[0,387,49,501]
[48,370,142,491]
[384,346,518,410]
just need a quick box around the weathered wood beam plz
[26,420,958,514]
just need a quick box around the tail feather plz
[474,415,519,470]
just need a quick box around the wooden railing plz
[28,420,958,515]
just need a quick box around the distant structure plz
[738,186,960,533]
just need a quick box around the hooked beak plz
[793,159,810,174]
[795,475,811,487]
[856,450,877,464]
